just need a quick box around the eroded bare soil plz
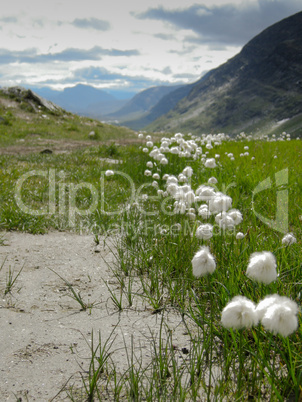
[0,232,189,401]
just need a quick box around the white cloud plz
[0,0,300,92]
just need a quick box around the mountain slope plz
[121,83,195,130]
[148,11,302,136]
[107,85,184,122]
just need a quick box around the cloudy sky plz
[0,0,301,96]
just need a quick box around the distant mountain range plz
[31,11,302,137]
[147,11,302,136]
[34,84,130,118]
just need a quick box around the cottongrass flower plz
[174,201,187,214]
[152,173,160,180]
[198,204,211,219]
[204,158,217,168]
[105,170,114,177]
[195,224,213,240]
[208,177,218,185]
[215,212,235,230]
[183,166,193,177]
[146,161,153,168]
[246,251,277,285]
[196,185,216,201]
[166,183,178,196]
[282,233,297,246]
[227,209,243,225]
[144,169,152,176]
[256,294,284,320]
[221,296,259,330]
[236,232,245,240]
[185,190,195,205]
[209,194,232,213]
[259,295,299,337]
[192,246,216,277]
[187,209,196,220]
[160,157,168,165]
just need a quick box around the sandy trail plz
[0,232,189,401]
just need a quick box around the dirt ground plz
[0,231,190,401]
[0,137,144,156]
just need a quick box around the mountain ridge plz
[147,11,302,136]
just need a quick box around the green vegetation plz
[0,91,135,148]
[0,125,301,400]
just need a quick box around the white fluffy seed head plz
[192,246,216,277]
[256,294,283,320]
[227,209,243,225]
[209,194,232,213]
[208,177,218,185]
[204,158,217,168]
[246,251,277,285]
[282,233,297,246]
[261,300,299,337]
[195,224,213,240]
[236,232,245,240]
[221,296,259,330]
[183,166,193,177]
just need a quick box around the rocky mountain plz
[148,11,302,137]
[107,85,185,123]
[0,86,63,114]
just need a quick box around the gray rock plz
[1,86,63,113]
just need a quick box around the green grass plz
[0,93,135,147]
[0,131,301,400]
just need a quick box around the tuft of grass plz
[49,268,95,312]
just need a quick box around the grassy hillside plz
[0,87,135,149]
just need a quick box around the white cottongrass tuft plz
[192,246,216,277]
[215,212,235,230]
[227,209,243,225]
[160,157,168,165]
[204,158,217,168]
[198,204,211,219]
[282,233,297,246]
[246,251,277,285]
[221,296,259,330]
[209,194,232,213]
[259,295,299,337]
[195,224,213,240]
[146,161,153,168]
[144,169,152,176]
[256,294,284,320]
[183,166,193,177]
[105,170,114,177]
[185,190,195,205]
[236,232,245,240]
[208,177,218,185]
[196,185,216,201]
